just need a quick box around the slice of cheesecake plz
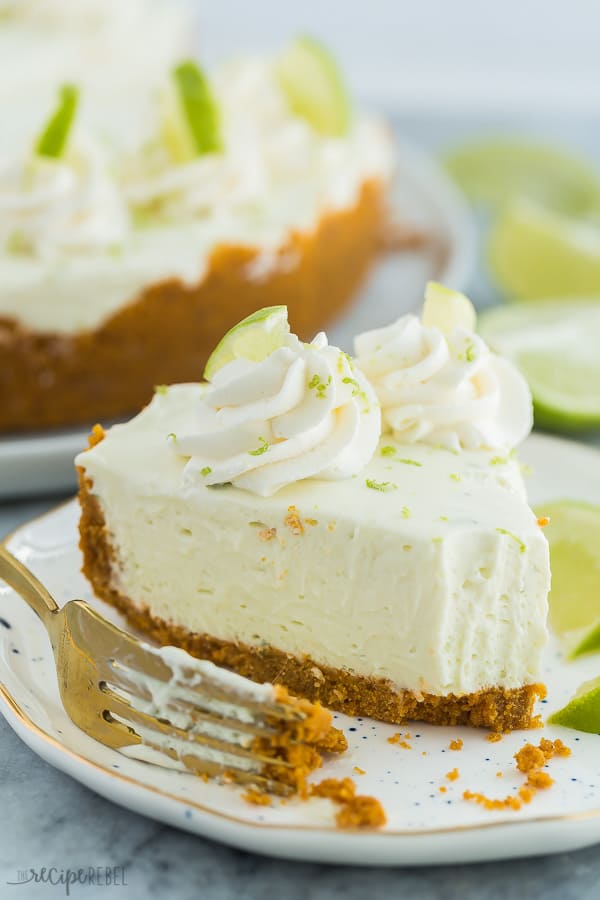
[77,299,549,731]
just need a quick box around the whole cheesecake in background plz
[0,37,396,433]
[77,287,550,732]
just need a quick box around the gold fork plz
[0,543,312,796]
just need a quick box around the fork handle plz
[0,543,58,627]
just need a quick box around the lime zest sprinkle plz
[432,537,443,544]
[308,373,332,399]
[496,527,526,553]
[342,376,361,394]
[155,384,168,395]
[465,342,477,363]
[366,479,398,493]
[167,432,177,441]
[450,473,462,482]
[398,458,423,467]
[200,466,212,477]
[402,506,411,518]
[440,515,449,521]
[490,455,508,466]
[380,446,397,457]
[248,436,270,456]
[342,376,370,412]
[337,350,354,373]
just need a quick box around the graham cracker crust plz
[78,461,545,733]
[1,179,388,433]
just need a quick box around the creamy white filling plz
[76,384,549,697]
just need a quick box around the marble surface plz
[2,109,600,896]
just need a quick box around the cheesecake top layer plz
[77,382,538,543]
[0,54,394,335]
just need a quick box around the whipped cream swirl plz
[0,137,129,259]
[354,315,532,452]
[172,333,380,497]
[122,56,394,228]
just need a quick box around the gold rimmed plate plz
[0,433,599,865]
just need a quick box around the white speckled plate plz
[1,432,599,866]
[0,137,475,501]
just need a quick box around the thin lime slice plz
[445,139,600,217]
[160,60,221,162]
[203,306,290,382]
[275,35,351,137]
[479,300,600,430]
[35,83,79,159]
[548,676,600,733]
[532,500,600,658]
[422,281,476,334]
[488,201,600,302]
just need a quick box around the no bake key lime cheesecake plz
[77,286,550,731]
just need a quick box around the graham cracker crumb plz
[464,736,571,813]
[446,768,460,782]
[514,745,546,773]
[243,789,272,806]
[439,786,447,793]
[449,739,463,751]
[526,771,554,789]
[310,778,386,828]
[353,766,366,776]
[311,777,356,802]
[335,796,387,829]
[487,732,502,743]
[284,506,305,536]
[259,528,277,542]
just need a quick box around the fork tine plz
[92,644,306,724]
[140,739,294,797]
[100,685,295,771]
[101,666,283,739]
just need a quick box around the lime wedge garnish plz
[488,201,600,302]
[532,500,600,658]
[445,139,600,217]
[35,83,79,159]
[275,35,351,137]
[421,281,476,334]
[203,306,290,382]
[479,300,600,430]
[548,676,600,733]
[160,60,221,163]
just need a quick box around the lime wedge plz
[532,500,600,658]
[35,83,79,159]
[488,201,600,302]
[422,281,476,334]
[275,35,351,137]
[445,139,600,217]
[203,306,290,382]
[160,60,221,162]
[548,676,600,733]
[479,300,600,430]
